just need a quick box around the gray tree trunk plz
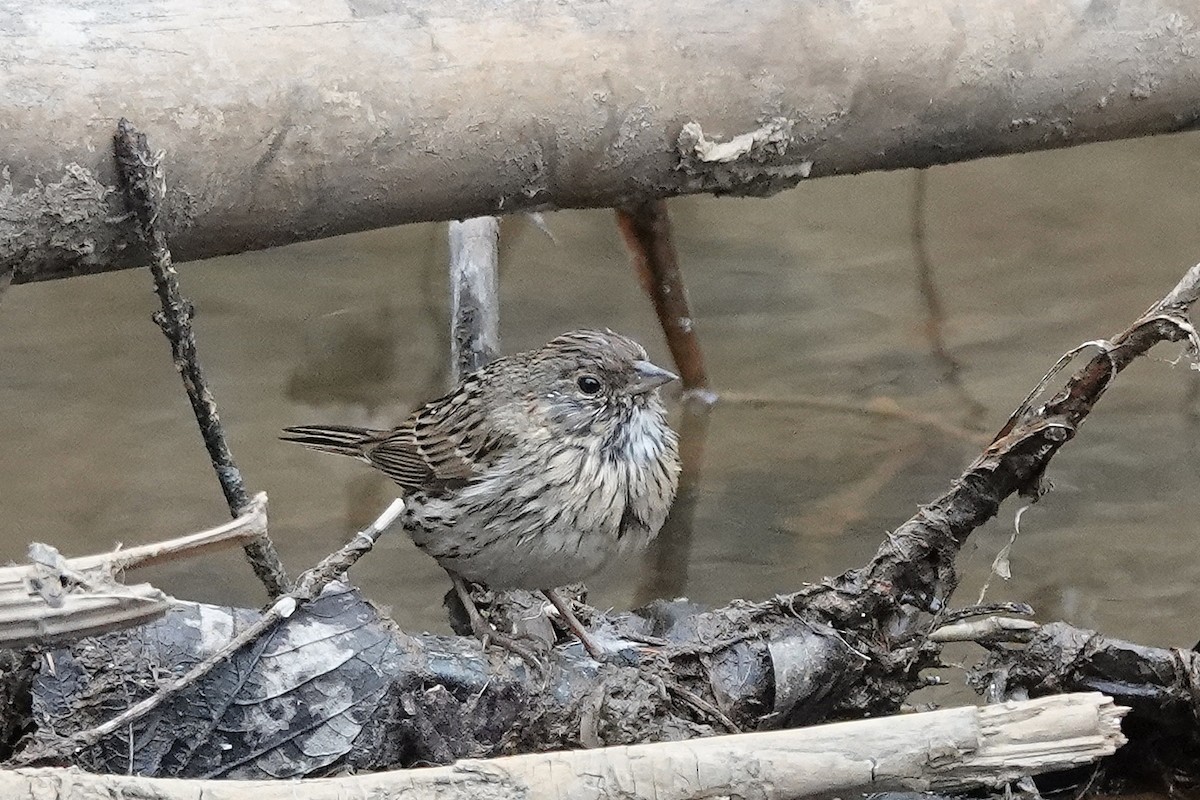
[3,0,1199,283]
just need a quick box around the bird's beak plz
[629,360,678,395]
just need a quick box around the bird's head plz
[526,329,677,437]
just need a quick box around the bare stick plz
[448,217,500,380]
[618,199,712,602]
[15,499,405,765]
[112,119,288,598]
[616,199,715,405]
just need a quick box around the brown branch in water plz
[719,390,989,446]
[910,170,988,429]
[112,119,289,599]
[791,428,925,541]
[0,266,11,309]
[616,200,714,404]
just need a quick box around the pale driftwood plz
[16,499,406,766]
[931,616,1039,644]
[0,495,267,648]
[0,693,1127,800]
[447,216,501,379]
[5,0,1200,283]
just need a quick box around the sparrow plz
[282,329,681,659]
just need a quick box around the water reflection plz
[909,171,989,431]
[1,132,1199,651]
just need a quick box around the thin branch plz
[616,199,713,601]
[112,119,289,598]
[719,390,989,446]
[910,170,988,428]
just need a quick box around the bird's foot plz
[449,571,546,671]
[467,614,546,671]
[543,588,610,661]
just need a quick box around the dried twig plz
[618,199,713,604]
[112,119,288,598]
[69,493,270,574]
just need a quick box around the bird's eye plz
[576,375,602,395]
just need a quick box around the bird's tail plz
[280,424,381,458]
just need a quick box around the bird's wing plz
[360,425,438,493]
[363,375,513,494]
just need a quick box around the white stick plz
[0,693,1126,800]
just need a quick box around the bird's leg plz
[448,570,543,669]
[543,588,605,660]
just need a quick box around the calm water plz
[3,132,1200,665]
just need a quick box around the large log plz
[3,0,1199,283]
